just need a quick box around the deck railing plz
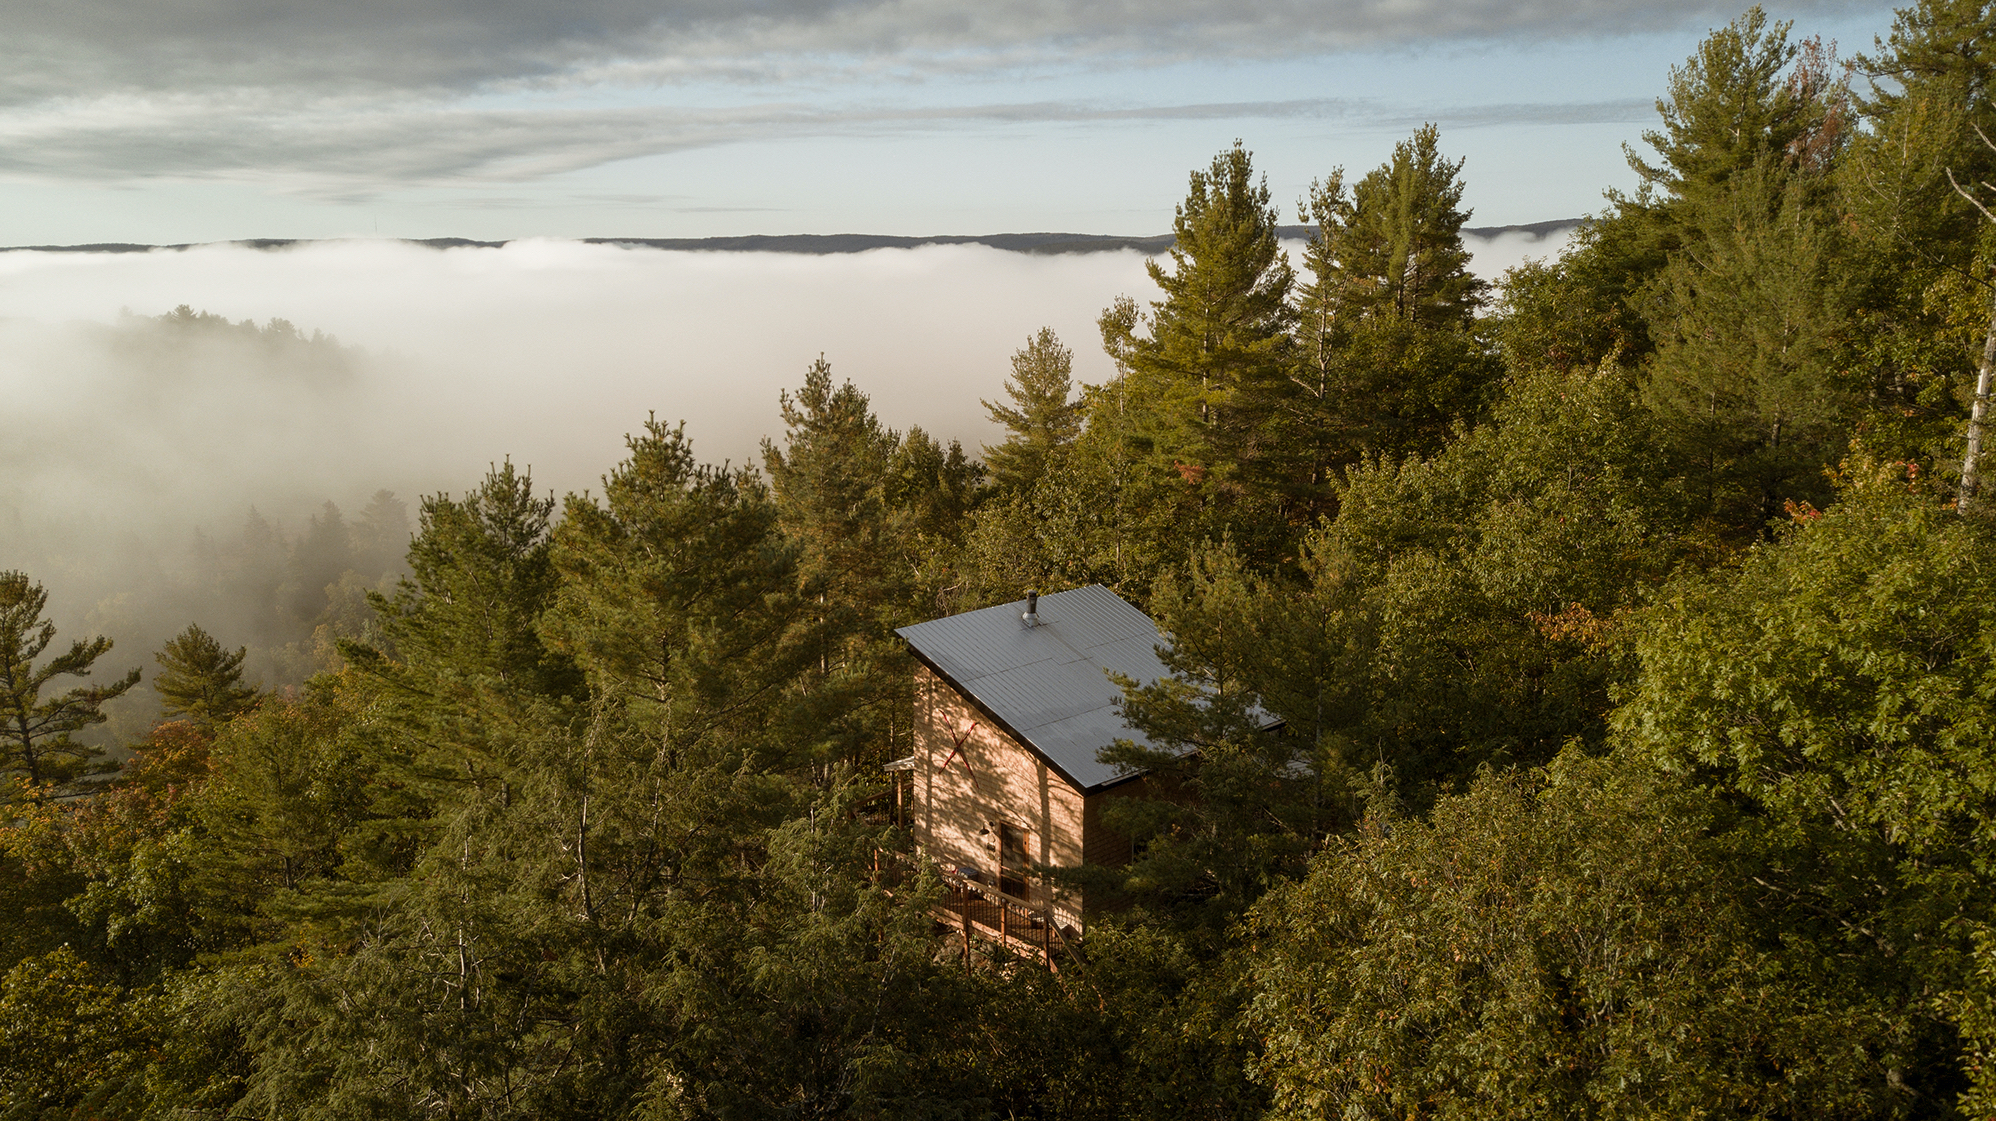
[874,849,1082,970]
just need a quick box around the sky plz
[0,0,1906,244]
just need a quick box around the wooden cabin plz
[892,584,1184,954]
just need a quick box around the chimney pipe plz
[1023,590,1040,628]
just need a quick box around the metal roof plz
[896,585,1182,792]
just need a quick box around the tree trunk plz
[1959,288,1996,514]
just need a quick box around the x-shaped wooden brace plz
[937,719,978,780]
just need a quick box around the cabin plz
[891,584,1186,960]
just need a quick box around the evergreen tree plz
[1310,124,1485,330]
[544,417,812,767]
[1274,126,1499,518]
[982,327,1082,495]
[288,499,353,625]
[1077,143,1296,574]
[1644,157,1858,537]
[370,460,579,701]
[0,572,141,800]
[885,425,985,543]
[761,358,912,764]
[351,488,411,581]
[154,623,259,728]
[1106,141,1294,487]
[1630,8,1812,201]
[762,357,900,613]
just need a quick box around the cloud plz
[0,230,1565,721]
[0,0,1871,192]
[0,90,1657,190]
[0,0,1875,107]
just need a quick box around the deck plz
[930,869,1080,969]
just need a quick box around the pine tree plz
[0,572,141,800]
[153,624,259,728]
[982,328,1081,495]
[762,357,900,615]
[1314,124,1486,330]
[351,489,411,581]
[1273,126,1498,517]
[288,500,352,625]
[1114,140,1295,479]
[1848,0,1996,504]
[1645,159,1856,536]
[760,358,912,764]
[886,425,985,543]
[370,461,579,701]
[544,417,811,766]
[1627,7,1824,214]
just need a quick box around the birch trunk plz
[1960,289,1996,513]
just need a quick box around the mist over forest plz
[0,227,1563,737]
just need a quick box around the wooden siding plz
[914,664,1084,933]
[1081,777,1147,869]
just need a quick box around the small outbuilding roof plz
[896,584,1181,792]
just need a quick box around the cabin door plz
[998,823,1031,900]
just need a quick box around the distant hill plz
[0,220,1582,257]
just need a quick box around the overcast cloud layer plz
[5,0,1881,100]
[0,0,1881,195]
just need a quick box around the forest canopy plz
[9,3,1996,1117]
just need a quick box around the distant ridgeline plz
[0,220,1579,257]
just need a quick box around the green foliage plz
[885,424,985,544]
[983,327,1082,496]
[1643,157,1859,537]
[1960,927,1996,1116]
[1249,751,1877,1119]
[0,571,141,800]
[1618,467,1996,1105]
[544,417,812,769]
[763,356,902,614]
[20,8,1996,1111]
[1627,7,1828,210]
[370,459,582,703]
[1085,142,1296,568]
[153,623,260,727]
[0,945,150,1117]
[763,358,939,763]
[1306,123,1486,330]
[1279,126,1499,521]
[1288,360,1680,797]
[1090,542,1335,934]
[1126,140,1296,470]
[1618,467,1996,882]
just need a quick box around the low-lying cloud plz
[0,230,1567,730]
[0,240,1151,672]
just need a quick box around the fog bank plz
[0,228,1567,731]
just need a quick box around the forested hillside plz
[10,3,1996,1116]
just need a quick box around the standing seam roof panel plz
[896,585,1180,791]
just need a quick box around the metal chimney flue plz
[1023,590,1040,628]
